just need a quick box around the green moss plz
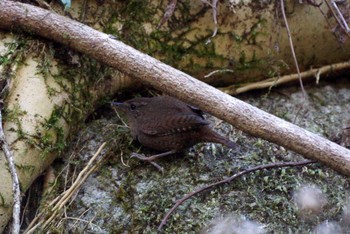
[15,164,36,176]
[245,17,268,45]
[0,53,11,65]
[100,0,228,77]
[0,193,10,209]
[4,104,28,142]
[4,104,27,122]
[1,37,29,66]
[1,35,118,164]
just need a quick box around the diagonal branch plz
[0,1,349,175]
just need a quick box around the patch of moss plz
[15,164,36,176]
[0,193,7,207]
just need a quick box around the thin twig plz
[0,108,21,234]
[204,69,234,78]
[157,0,177,29]
[158,160,315,231]
[327,0,350,34]
[280,0,306,97]
[211,0,219,38]
[202,0,219,43]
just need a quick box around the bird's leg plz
[130,150,178,171]
[131,150,177,161]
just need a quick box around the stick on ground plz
[158,160,315,231]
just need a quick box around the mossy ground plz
[32,77,350,233]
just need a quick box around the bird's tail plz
[201,126,236,149]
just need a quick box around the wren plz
[111,96,235,170]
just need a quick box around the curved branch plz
[158,160,315,231]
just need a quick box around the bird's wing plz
[140,114,209,136]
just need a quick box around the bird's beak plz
[110,102,128,111]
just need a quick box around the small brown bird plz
[111,96,235,169]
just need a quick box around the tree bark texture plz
[0,0,350,231]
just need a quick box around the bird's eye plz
[130,104,136,110]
